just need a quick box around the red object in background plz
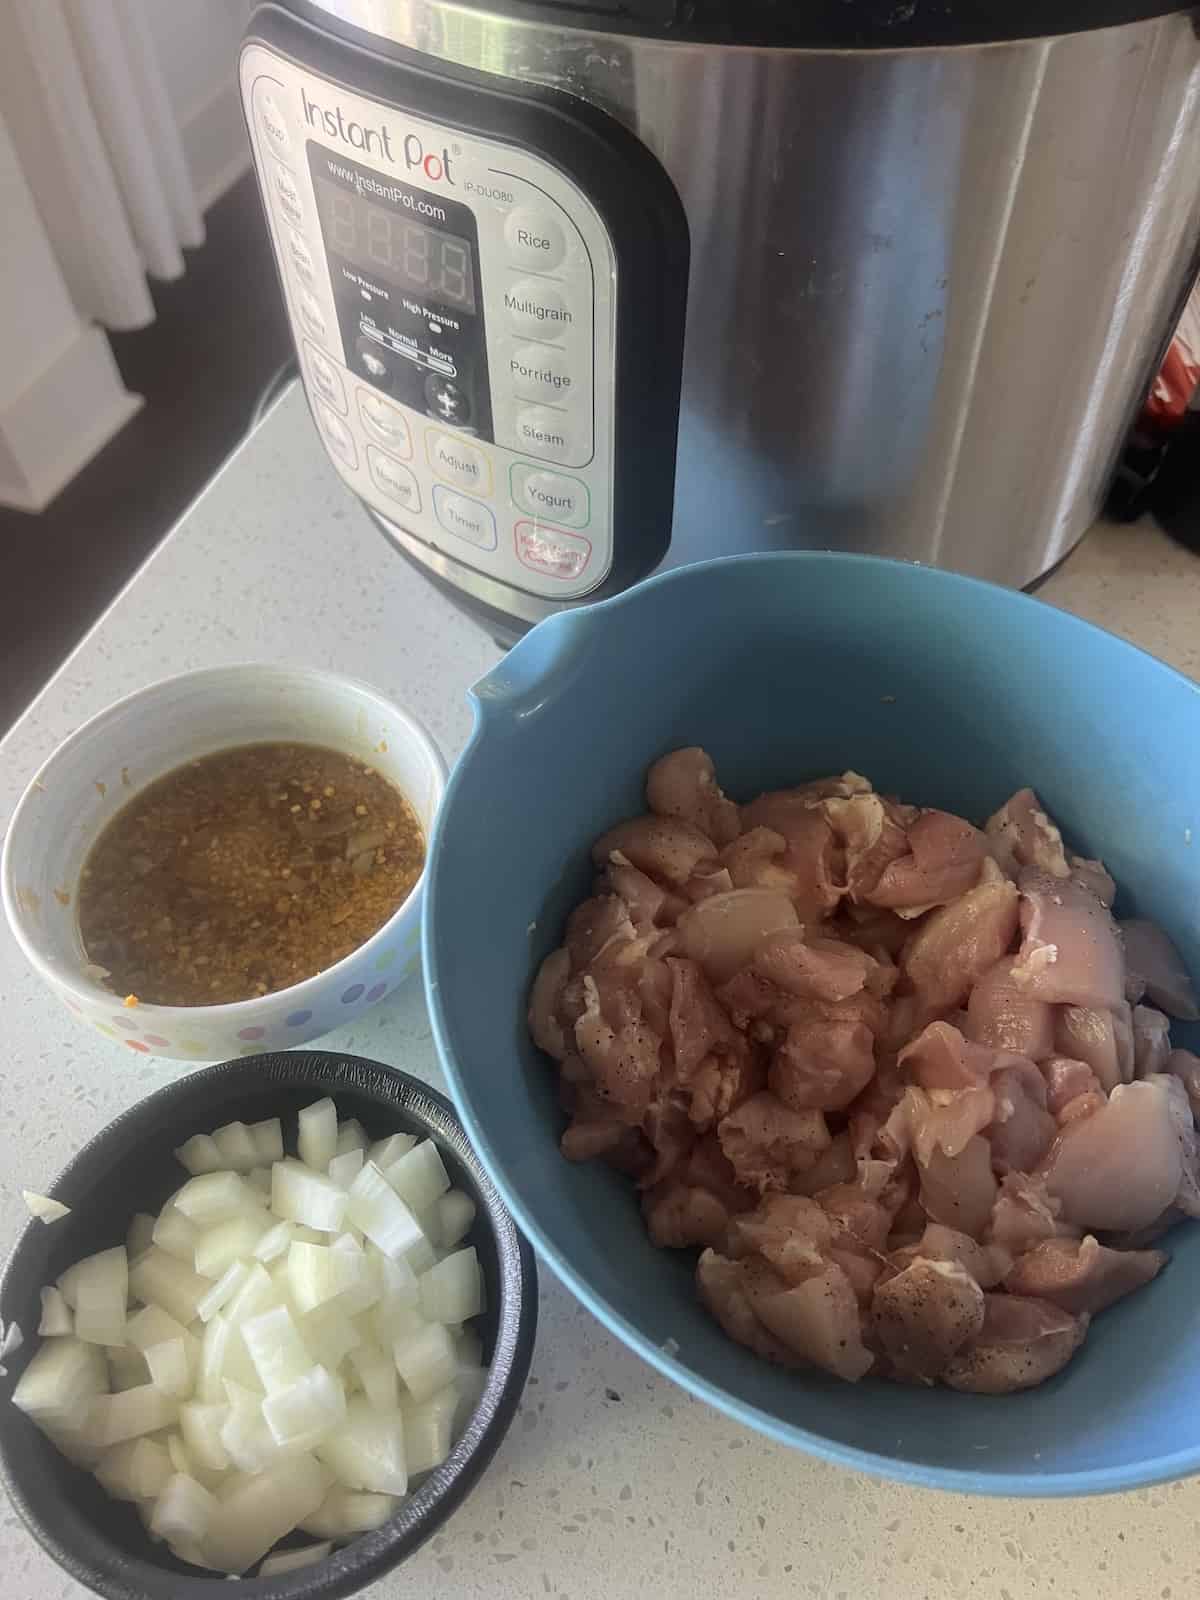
[1143,282,1200,433]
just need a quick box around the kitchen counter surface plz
[2,385,1198,1600]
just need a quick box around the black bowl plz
[0,1052,537,1599]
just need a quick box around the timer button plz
[358,391,412,456]
[504,277,575,342]
[304,342,346,414]
[503,207,566,272]
[514,406,579,464]
[314,399,357,470]
[426,429,492,495]
[367,446,421,513]
[257,91,291,159]
[433,485,497,551]
[510,463,590,529]
[508,343,576,406]
[272,162,303,227]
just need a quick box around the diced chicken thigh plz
[941,1294,1088,1394]
[646,747,740,846]
[1120,919,1200,1020]
[1004,1235,1165,1315]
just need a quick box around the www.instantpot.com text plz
[323,158,447,224]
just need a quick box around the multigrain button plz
[315,399,356,469]
[272,162,303,226]
[287,229,316,288]
[358,390,412,455]
[514,520,591,580]
[367,446,421,512]
[514,406,577,464]
[257,91,291,158]
[508,343,576,405]
[433,485,497,551]
[426,429,492,495]
[304,342,346,414]
[503,207,566,271]
[503,277,574,342]
[510,464,589,528]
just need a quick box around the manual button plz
[514,406,579,464]
[426,429,492,495]
[367,446,421,512]
[510,463,589,529]
[433,485,497,551]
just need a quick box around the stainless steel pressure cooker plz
[242,1,1200,641]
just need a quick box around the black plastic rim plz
[0,1052,537,1600]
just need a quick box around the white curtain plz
[0,0,205,331]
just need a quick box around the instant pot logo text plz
[301,88,454,183]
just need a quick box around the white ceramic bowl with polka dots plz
[1,664,446,1062]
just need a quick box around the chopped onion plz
[37,1286,72,1337]
[401,1387,455,1475]
[299,1302,359,1373]
[262,1365,345,1451]
[245,1166,272,1196]
[300,1487,396,1540]
[335,1118,368,1157]
[212,1121,260,1173]
[252,1218,294,1264]
[22,1190,70,1224]
[194,1215,270,1279]
[220,1380,283,1474]
[144,1338,192,1400]
[205,1453,332,1575]
[241,1306,313,1394]
[174,1134,223,1176]
[129,1248,209,1326]
[222,1262,279,1328]
[393,1323,456,1404]
[126,1212,156,1258]
[151,1204,199,1265]
[11,1337,107,1458]
[348,1344,398,1413]
[150,1472,217,1545]
[419,1247,483,1326]
[316,1396,407,1495]
[91,1383,179,1447]
[271,1160,348,1234]
[180,1401,231,1473]
[436,1190,476,1251]
[384,1142,450,1216]
[174,1171,262,1227]
[298,1099,338,1175]
[368,1133,415,1169]
[62,1247,128,1347]
[345,1162,425,1261]
[259,1541,333,1576]
[288,1241,377,1316]
[249,1118,285,1164]
[195,1261,251,1324]
[107,1344,151,1392]
[125,1303,188,1351]
[328,1149,365,1189]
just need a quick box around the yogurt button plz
[510,464,589,529]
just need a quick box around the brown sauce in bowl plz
[78,743,425,1006]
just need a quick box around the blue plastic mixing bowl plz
[423,552,1200,1495]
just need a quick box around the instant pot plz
[241,1,1200,640]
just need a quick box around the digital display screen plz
[313,177,477,314]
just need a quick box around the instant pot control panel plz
[241,6,687,608]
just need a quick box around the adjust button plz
[367,446,421,513]
[514,521,591,581]
[508,343,576,406]
[433,485,497,551]
[503,207,566,272]
[510,463,590,529]
[514,406,578,464]
[503,277,575,342]
[426,429,492,495]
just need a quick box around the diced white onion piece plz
[241,1306,314,1394]
[166,1432,190,1475]
[316,1396,407,1495]
[348,1344,398,1414]
[63,1247,128,1347]
[125,1304,187,1351]
[22,1190,70,1224]
[259,1541,332,1576]
[384,1142,450,1216]
[262,1365,346,1451]
[199,1315,236,1405]
[129,1248,209,1326]
[401,1388,455,1475]
[335,1119,368,1157]
[288,1241,378,1316]
[180,1402,231,1473]
[291,1224,327,1245]
[328,1149,365,1189]
[345,1163,424,1261]
[300,1487,396,1540]
[252,1219,293,1265]
[331,1231,362,1254]
[93,1442,140,1503]
[96,1435,173,1503]
[419,1247,483,1326]
[369,1133,415,1169]
[271,1160,347,1234]
[246,1166,272,1196]
[211,1121,260,1173]
[249,1118,285,1164]
[91,1383,179,1446]
[393,1323,456,1404]
[12,1336,107,1433]
[436,1190,476,1251]
[375,1300,426,1351]
[205,1452,331,1576]
[196,1261,251,1324]
[152,1205,199,1265]
[38,1286,73,1337]
[193,1215,270,1280]
[220,1380,283,1474]
[144,1338,192,1400]
[298,1099,338,1174]
[175,1134,223,1176]
[150,1472,217,1545]
[299,1303,360,1373]
[170,1539,211,1570]
[174,1172,262,1227]
[107,1345,150,1392]
[126,1212,156,1259]
[222,1262,279,1327]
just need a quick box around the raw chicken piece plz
[752,931,874,1003]
[695,1251,801,1368]
[1164,1048,1200,1120]
[965,957,1056,1060]
[1151,1073,1200,1218]
[592,815,718,886]
[868,810,988,915]
[529,948,571,1060]
[605,861,670,927]
[682,866,735,903]
[898,1021,1025,1091]
[985,788,1070,879]
[917,1136,997,1238]
[667,957,740,1077]
[941,1295,1088,1394]
[986,1172,1079,1255]
[737,794,842,922]
[675,890,799,983]
[1131,1005,1173,1079]
[1004,1235,1166,1315]
[888,1223,1010,1289]
[1011,868,1125,1011]
[1120,919,1200,1020]
[720,827,789,891]
[814,1179,895,1253]
[889,1085,996,1166]
[988,1066,1056,1176]
[1054,1004,1132,1093]
[836,901,912,959]
[1069,857,1116,907]
[574,975,664,1113]
[821,794,911,902]
[790,1132,859,1196]
[902,868,1020,1024]
[1040,1079,1183,1231]
[1040,1056,1104,1121]
[871,1259,985,1382]
[748,1261,875,1381]
[768,1015,876,1112]
[642,1181,735,1249]
[565,895,637,970]
[717,1092,830,1192]
[646,747,740,847]
[724,1193,834,1276]
[639,1095,697,1187]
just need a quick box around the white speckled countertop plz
[3,384,1200,1600]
